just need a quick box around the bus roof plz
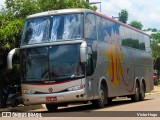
[27,8,91,19]
[27,8,149,37]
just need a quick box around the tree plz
[129,20,143,30]
[151,33,160,71]
[5,0,96,18]
[152,28,158,32]
[144,28,158,32]
[1,0,96,55]
[118,9,128,24]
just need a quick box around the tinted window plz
[119,25,125,45]
[23,47,49,81]
[22,18,50,44]
[101,18,109,43]
[122,27,133,47]
[139,33,145,50]
[21,14,83,45]
[132,31,139,49]
[85,14,97,40]
[112,23,121,44]
[96,16,103,41]
[21,44,84,82]
[49,44,83,79]
[144,35,151,52]
[105,19,115,44]
[50,14,83,41]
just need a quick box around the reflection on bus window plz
[85,14,97,40]
[25,18,50,44]
[21,14,83,45]
[51,14,83,41]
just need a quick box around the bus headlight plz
[22,89,35,94]
[68,85,85,91]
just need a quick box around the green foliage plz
[0,0,96,87]
[37,0,96,12]
[144,28,158,32]
[122,38,145,50]
[129,20,143,30]
[0,19,24,50]
[151,33,160,61]
[118,9,128,24]
[152,28,158,32]
[5,0,96,18]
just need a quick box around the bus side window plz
[96,16,103,41]
[106,19,114,43]
[139,33,145,50]
[119,25,125,45]
[132,31,140,49]
[112,23,121,44]
[144,35,151,52]
[122,27,133,48]
[85,14,97,40]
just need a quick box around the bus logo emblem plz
[48,88,53,93]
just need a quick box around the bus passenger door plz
[86,47,94,99]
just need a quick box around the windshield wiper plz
[71,74,84,78]
[49,74,84,79]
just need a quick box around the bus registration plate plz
[46,96,57,101]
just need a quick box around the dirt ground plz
[147,85,160,95]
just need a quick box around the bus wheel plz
[154,79,158,86]
[140,83,145,101]
[92,85,106,108]
[46,104,58,112]
[107,98,113,104]
[131,83,140,102]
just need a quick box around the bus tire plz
[131,83,140,102]
[154,79,158,86]
[46,104,58,112]
[92,85,106,108]
[140,83,145,101]
[107,98,113,104]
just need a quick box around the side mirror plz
[7,48,20,69]
[80,41,87,63]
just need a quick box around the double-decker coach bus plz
[7,9,153,111]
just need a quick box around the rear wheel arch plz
[92,77,108,108]
[98,77,108,97]
[131,78,140,102]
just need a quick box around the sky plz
[0,0,160,30]
[0,0,4,7]
[90,0,160,30]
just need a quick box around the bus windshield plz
[21,14,83,45]
[21,44,84,82]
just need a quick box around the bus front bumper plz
[22,89,87,105]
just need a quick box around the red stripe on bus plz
[93,11,148,35]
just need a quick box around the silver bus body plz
[8,9,154,108]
